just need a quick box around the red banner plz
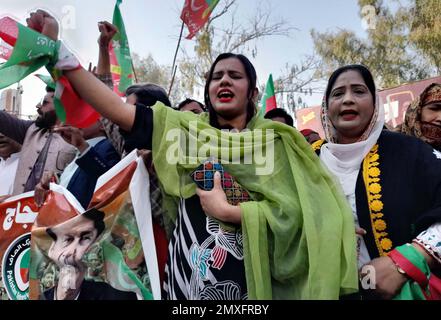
[0,193,38,300]
[378,76,441,128]
[295,105,324,138]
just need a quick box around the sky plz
[0,0,368,118]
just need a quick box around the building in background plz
[0,85,23,118]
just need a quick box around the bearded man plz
[0,87,75,194]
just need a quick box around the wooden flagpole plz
[168,20,185,95]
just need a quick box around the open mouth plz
[340,109,358,120]
[217,89,234,102]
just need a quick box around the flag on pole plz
[258,74,277,117]
[0,16,99,128]
[109,0,134,96]
[180,0,220,39]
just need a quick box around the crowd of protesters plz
[0,9,440,300]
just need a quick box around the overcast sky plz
[1,0,367,117]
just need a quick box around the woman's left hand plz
[196,171,242,224]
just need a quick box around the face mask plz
[421,121,441,149]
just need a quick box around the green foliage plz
[132,53,183,106]
[312,0,438,88]
[179,0,294,95]
[409,0,441,72]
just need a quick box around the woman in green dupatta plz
[27,10,358,299]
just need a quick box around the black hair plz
[264,108,294,127]
[45,86,55,93]
[83,209,105,237]
[204,53,257,128]
[177,98,205,111]
[46,228,57,241]
[46,209,105,241]
[325,64,376,106]
[125,83,171,107]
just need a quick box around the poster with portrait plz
[29,150,161,300]
[0,192,38,300]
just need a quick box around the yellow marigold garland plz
[312,139,324,152]
[362,144,393,256]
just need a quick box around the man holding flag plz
[0,87,76,195]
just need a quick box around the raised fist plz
[98,21,118,48]
[26,9,59,41]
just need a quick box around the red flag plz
[54,76,100,128]
[180,0,220,39]
[0,17,18,46]
[0,17,17,60]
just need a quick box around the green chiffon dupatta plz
[151,103,358,299]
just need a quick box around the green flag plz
[0,17,100,128]
[258,74,277,117]
[109,0,134,96]
[0,17,57,89]
[35,74,55,90]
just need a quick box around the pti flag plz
[35,74,56,90]
[258,74,277,117]
[53,76,100,128]
[0,16,99,128]
[109,0,134,96]
[181,0,220,39]
[0,16,55,89]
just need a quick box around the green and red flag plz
[35,74,56,90]
[0,16,99,128]
[258,74,277,117]
[0,17,55,89]
[180,0,220,39]
[53,76,100,128]
[109,0,134,96]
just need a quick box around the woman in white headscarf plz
[313,65,441,300]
